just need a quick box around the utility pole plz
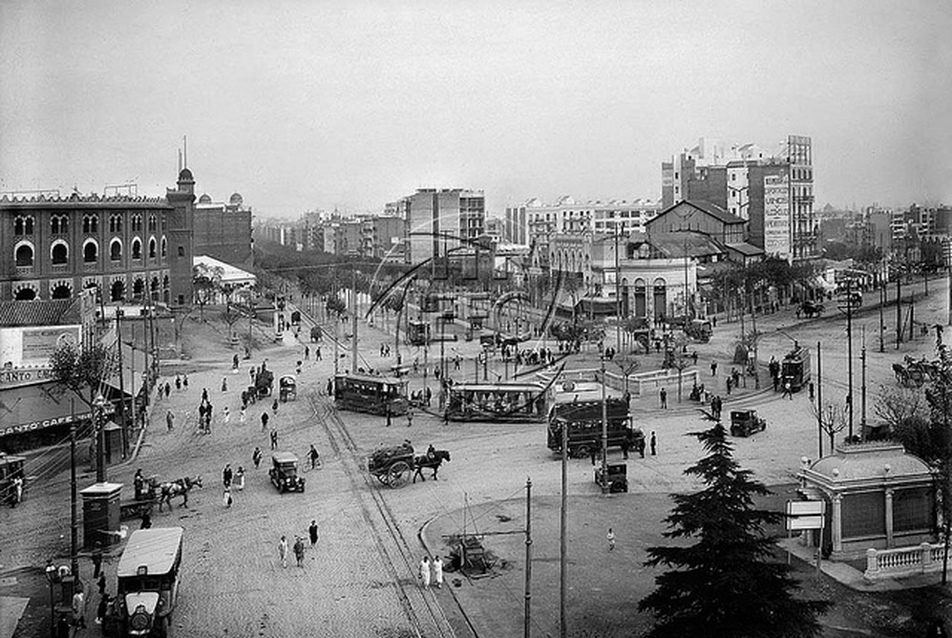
[333,306,340,376]
[846,279,854,440]
[560,398,568,638]
[524,477,532,638]
[816,342,823,458]
[861,325,867,441]
[600,355,609,494]
[351,269,359,374]
[70,400,79,579]
[616,230,622,355]
[116,310,128,457]
[896,269,902,349]
[879,237,886,353]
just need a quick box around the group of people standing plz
[278,520,320,569]
[418,555,444,589]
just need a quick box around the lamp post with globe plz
[93,393,107,483]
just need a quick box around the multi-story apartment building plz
[194,191,253,269]
[389,188,485,265]
[523,196,661,272]
[1,169,197,305]
[662,135,816,261]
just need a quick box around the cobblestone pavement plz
[4,276,947,637]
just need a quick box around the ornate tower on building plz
[166,168,196,305]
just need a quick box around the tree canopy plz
[639,422,831,637]
[49,341,113,406]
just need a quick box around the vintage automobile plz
[684,319,712,343]
[730,409,767,437]
[269,453,305,493]
[310,325,323,342]
[594,463,628,493]
[279,375,297,402]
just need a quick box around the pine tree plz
[639,422,831,637]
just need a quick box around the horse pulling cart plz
[120,477,159,520]
[367,442,451,489]
[892,356,938,388]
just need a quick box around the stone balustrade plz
[864,543,949,581]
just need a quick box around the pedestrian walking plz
[659,387,667,409]
[235,467,245,491]
[222,464,233,488]
[432,555,444,588]
[202,387,209,402]
[261,412,270,432]
[386,405,392,427]
[222,487,233,508]
[278,535,289,568]
[252,447,262,469]
[223,406,231,425]
[808,381,815,402]
[620,437,630,460]
[316,346,322,360]
[782,380,793,400]
[607,528,616,551]
[222,377,228,392]
[293,536,306,567]
[175,375,182,391]
[272,399,279,414]
[233,353,240,371]
[165,382,171,399]
[97,572,106,596]
[419,556,431,588]
[166,410,175,432]
[407,410,414,428]
[92,551,102,578]
[308,520,319,546]
[96,593,109,625]
[710,360,718,377]
[270,428,278,450]
[650,431,657,456]
[183,374,189,389]
[726,377,733,395]
[72,588,86,629]
[637,436,646,458]
[590,445,597,466]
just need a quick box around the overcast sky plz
[1,1,950,218]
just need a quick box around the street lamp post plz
[94,393,107,483]
[45,562,56,633]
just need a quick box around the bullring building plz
[0,169,198,306]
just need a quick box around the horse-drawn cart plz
[893,356,938,388]
[120,476,158,520]
[368,443,415,488]
[367,443,450,488]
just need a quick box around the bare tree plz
[49,341,114,407]
[613,354,640,397]
[193,263,223,321]
[810,400,850,451]
[670,335,692,402]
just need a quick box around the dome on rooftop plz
[178,168,194,182]
[198,193,212,204]
[229,192,243,206]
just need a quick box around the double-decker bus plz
[546,392,643,458]
[105,526,183,638]
[446,383,548,422]
[334,372,410,416]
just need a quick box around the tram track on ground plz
[306,389,467,638]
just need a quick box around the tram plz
[407,320,430,346]
[446,383,548,422]
[333,372,410,416]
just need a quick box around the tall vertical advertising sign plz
[763,174,791,261]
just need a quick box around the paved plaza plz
[3,276,951,637]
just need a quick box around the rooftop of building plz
[0,298,82,327]
[806,443,931,483]
[0,191,170,209]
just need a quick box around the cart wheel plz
[375,472,390,487]
[388,461,410,488]
[575,445,591,460]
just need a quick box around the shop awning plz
[0,382,93,439]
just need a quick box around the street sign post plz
[786,500,826,577]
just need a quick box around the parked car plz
[730,410,767,437]
[594,463,628,493]
[269,453,305,492]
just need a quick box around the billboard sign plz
[785,500,825,531]
[21,326,80,363]
[763,174,790,260]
